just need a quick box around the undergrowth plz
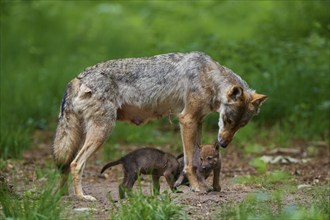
[0,173,62,220]
[108,189,187,220]
[214,185,330,220]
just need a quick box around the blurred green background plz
[1,0,329,158]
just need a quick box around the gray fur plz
[52,51,267,200]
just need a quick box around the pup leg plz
[173,172,185,188]
[122,172,137,198]
[119,184,127,199]
[152,175,160,195]
[212,166,221,192]
[196,120,203,146]
[71,122,112,201]
[119,171,133,199]
[196,171,212,192]
[164,171,182,193]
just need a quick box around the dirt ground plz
[1,136,329,219]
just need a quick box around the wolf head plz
[217,86,267,148]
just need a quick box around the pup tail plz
[100,159,122,174]
[176,153,184,159]
[52,78,82,174]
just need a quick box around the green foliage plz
[1,1,329,158]
[249,158,268,173]
[0,174,63,220]
[215,185,330,220]
[109,190,187,220]
[233,170,294,188]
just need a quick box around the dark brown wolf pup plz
[100,147,181,199]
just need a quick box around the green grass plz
[0,173,63,220]
[109,189,187,220]
[233,170,295,189]
[214,185,330,220]
[222,169,329,220]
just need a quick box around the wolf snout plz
[217,139,228,148]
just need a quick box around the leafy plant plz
[215,186,330,220]
[109,189,187,220]
[233,170,294,188]
[0,174,63,220]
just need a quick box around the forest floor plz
[1,131,329,219]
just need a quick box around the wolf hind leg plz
[71,115,115,201]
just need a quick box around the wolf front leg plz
[179,113,206,192]
[195,120,203,146]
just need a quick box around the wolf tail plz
[52,78,82,174]
[100,159,122,174]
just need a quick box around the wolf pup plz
[174,143,221,192]
[53,52,267,200]
[100,147,180,199]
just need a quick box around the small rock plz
[98,173,109,179]
[74,207,97,212]
[297,184,312,189]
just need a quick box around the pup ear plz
[227,86,243,102]
[214,141,220,151]
[251,93,268,109]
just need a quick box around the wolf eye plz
[200,157,203,162]
[223,115,233,125]
[207,156,213,160]
[227,118,233,125]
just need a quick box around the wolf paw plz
[78,194,97,201]
[198,183,213,193]
[190,185,201,192]
[213,185,221,192]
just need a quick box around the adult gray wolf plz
[52,52,267,201]
[100,147,180,199]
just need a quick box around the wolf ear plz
[227,86,243,102]
[251,93,268,108]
